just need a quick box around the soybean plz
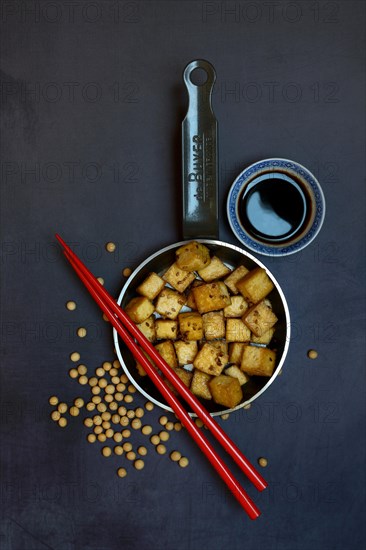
[156,444,166,455]
[134,459,144,470]
[102,447,112,457]
[170,451,181,462]
[69,406,80,417]
[57,403,68,414]
[77,364,87,375]
[178,457,189,468]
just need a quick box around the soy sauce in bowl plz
[238,172,309,243]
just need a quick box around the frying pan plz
[113,60,291,416]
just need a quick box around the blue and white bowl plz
[227,158,326,256]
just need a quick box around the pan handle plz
[182,60,219,239]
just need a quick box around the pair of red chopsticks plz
[56,234,267,520]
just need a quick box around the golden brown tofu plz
[226,318,251,343]
[164,367,193,396]
[228,342,245,365]
[155,288,186,320]
[173,340,198,366]
[240,345,276,377]
[251,326,275,345]
[243,300,278,337]
[125,296,155,324]
[209,340,228,355]
[163,262,196,292]
[178,312,204,341]
[175,241,211,272]
[209,375,243,409]
[192,282,231,314]
[155,319,178,340]
[193,342,228,376]
[155,340,178,368]
[136,315,156,342]
[224,265,250,294]
[135,349,154,377]
[225,365,250,386]
[173,367,193,388]
[136,272,165,300]
[197,256,231,282]
[191,370,212,400]
[186,280,203,310]
[202,311,225,340]
[186,290,197,310]
[235,267,274,304]
[223,295,249,318]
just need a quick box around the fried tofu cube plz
[178,312,203,341]
[193,342,228,376]
[251,327,276,345]
[225,365,250,386]
[136,272,165,300]
[135,349,154,377]
[240,345,276,377]
[186,290,197,310]
[155,288,186,320]
[164,367,193,395]
[235,267,274,304]
[163,262,196,292]
[191,370,212,400]
[228,342,245,365]
[136,315,156,342]
[155,319,178,340]
[186,280,203,310]
[226,318,251,343]
[136,362,148,377]
[209,375,243,409]
[192,282,231,314]
[202,311,225,340]
[173,367,193,388]
[223,295,249,318]
[175,241,211,272]
[209,340,228,355]
[125,296,155,324]
[224,265,250,294]
[155,340,178,368]
[174,340,198,366]
[197,256,231,282]
[243,300,278,337]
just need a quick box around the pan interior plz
[114,240,289,416]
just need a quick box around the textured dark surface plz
[1,1,365,549]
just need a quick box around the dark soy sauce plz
[239,172,308,242]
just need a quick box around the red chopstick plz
[65,252,260,519]
[56,234,267,517]
[56,234,267,491]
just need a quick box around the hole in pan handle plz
[182,59,219,240]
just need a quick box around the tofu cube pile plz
[125,241,278,410]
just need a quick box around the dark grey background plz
[1,1,365,549]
